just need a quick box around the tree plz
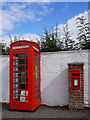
[76,16,90,49]
[55,23,64,50]
[14,35,18,42]
[40,26,50,52]
[9,35,20,45]
[0,40,8,55]
[6,46,10,55]
[9,35,13,44]
[40,24,63,52]
[0,43,5,55]
[63,20,75,51]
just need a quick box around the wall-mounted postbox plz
[72,70,80,89]
[9,40,41,111]
[68,62,84,109]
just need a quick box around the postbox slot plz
[72,73,79,76]
[72,70,80,89]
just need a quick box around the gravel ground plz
[0,103,89,119]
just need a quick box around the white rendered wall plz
[0,56,2,103]
[41,50,89,107]
[0,50,89,107]
[2,56,9,103]
[88,50,90,107]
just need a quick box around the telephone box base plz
[9,105,40,112]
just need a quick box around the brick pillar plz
[68,62,84,110]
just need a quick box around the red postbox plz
[72,70,80,89]
[9,40,41,111]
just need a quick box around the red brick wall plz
[68,63,84,109]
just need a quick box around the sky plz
[0,2,89,46]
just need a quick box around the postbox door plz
[72,71,80,89]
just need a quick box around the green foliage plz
[63,20,75,51]
[39,17,90,52]
[40,24,63,52]
[0,43,6,55]
[9,34,19,44]
[0,42,10,55]
[14,35,18,42]
[40,21,76,52]
[1,16,90,55]
[75,16,90,49]
[9,35,13,44]
[6,47,10,55]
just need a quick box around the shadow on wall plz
[41,68,69,106]
[2,56,9,103]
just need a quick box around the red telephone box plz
[9,40,41,111]
[72,70,80,89]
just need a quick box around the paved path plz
[0,103,89,119]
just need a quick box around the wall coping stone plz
[68,62,84,65]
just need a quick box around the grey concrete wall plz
[0,50,89,107]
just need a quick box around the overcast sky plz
[0,2,89,46]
